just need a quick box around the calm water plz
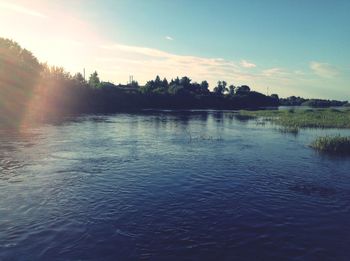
[1,111,350,261]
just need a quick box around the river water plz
[1,111,350,260]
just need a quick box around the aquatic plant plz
[239,109,350,129]
[310,136,350,155]
[278,126,299,135]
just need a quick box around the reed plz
[239,109,350,128]
[310,136,350,154]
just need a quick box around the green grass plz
[310,136,350,155]
[239,108,350,128]
[278,126,299,135]
[237,108,350,155]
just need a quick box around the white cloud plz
[261,67,285,77]
[310,61,339,78]
[165,36,174,41]
[294,70,305,75]
[2,0,345,99]
[97,42,301,93]
[240,59,256,68]
[98,43,246,84]
[0,2,47,18]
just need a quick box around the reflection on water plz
[1,111,350,260]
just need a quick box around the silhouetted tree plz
[100,81,116,89]
[4,37,342,123]
[170,77,180,85]
[236,85,250,95]
[127,80,139,88]
[270,94,279,100]
[162,78,169,88]
[154,75,161,85]
[200,81,209,94]
[214,81,228,96]
[228,84,235,96]
[180,76,191,89]
[74,72,86,85]
[0,38,42,126]
[89,71,100,88]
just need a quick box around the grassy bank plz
[238,108,350,155]
[310,136,350,155]
[239,108,350,129]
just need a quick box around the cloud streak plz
[165,36,174,41]
[97,42,305,95]
[240,60,256,68]
[0,2,47,18]
[99,43,244,81]
[310,61,339,78]
[261,67,286,77]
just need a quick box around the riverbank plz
[239,108,350,129]
[238,108,350,155]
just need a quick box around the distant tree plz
[301,99,348,108]
[270,94,279,100]
[279,96,307,106]
[228,84,235,96]
[130,80,139,88]
[170,77,180,85]
[141,76,165,93]
[100,81,116,89]
[0,37,42,126]
[141,80,154,93]
[236,85,250,95]
[89,71,100,88]
[200,81,209,94]
[126,80,139,88]
[162,78,169,88]
[168,85,187,95]
[42,66,71,81]
[214,81,228,96]
[74,72,86,85]
[155,75,161,86]
[191,82,201,94]
[6,37,350,124]
[180,76,191,89]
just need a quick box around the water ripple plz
[1,111,350,260]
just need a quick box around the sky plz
[0,0,349,99]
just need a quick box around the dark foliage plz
[0,38,42,126]
[280,96,348,107]
[1,37,347,126]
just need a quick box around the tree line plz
[0,37,347,127]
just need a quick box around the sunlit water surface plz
[1,111,350,261]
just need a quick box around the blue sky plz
[1,0,349,99]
